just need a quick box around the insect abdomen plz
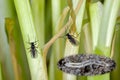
[29,42,38,58]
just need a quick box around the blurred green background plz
[0,0,120,80]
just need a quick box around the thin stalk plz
[13,0,47,80]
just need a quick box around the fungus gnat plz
[57,54,116,76]
[27,40,38,58]
[66,33,79,46]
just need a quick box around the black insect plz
[28,41,38,58]
[57,54,116,76]
[66,33,79,46]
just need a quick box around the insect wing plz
[30,49,38,58]
[66,33,79,46]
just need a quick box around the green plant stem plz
[13,0,47,80]
[0,63,2,80]
[89,1,103,50]
[63,0,86,80]
[98,0,120,49]
[111,20,120,80]
[49,4,70,80]
[88,0,120,80]
[31,0,45,47]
